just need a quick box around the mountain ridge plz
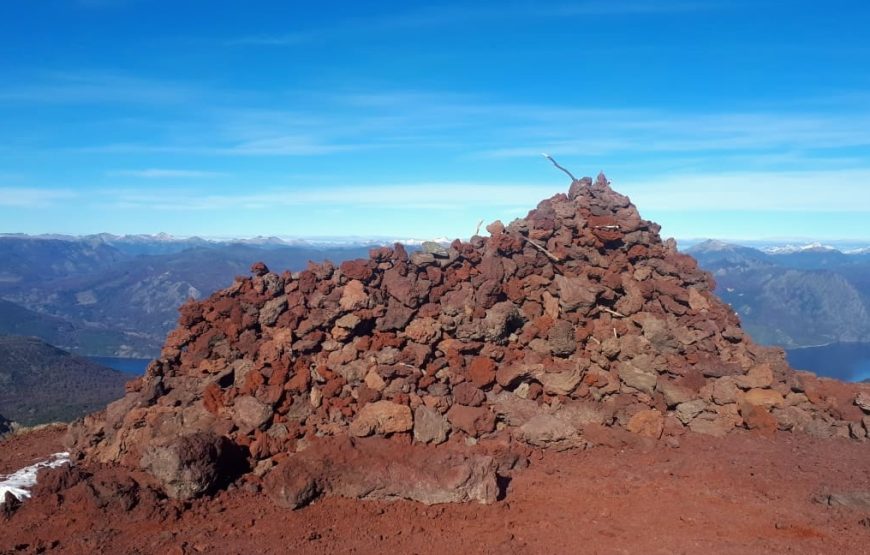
[0,335,129,426]
[687,240,870,347]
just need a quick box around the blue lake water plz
[785,342,870,383]
[89,356,151,375]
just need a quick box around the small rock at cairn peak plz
[595,172,610,187]
[251,261,270,276]
[568,176,593,200]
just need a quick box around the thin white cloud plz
[620,169,870,212]
[107,169,227,179]
[81,138,369,157]
[229,1,725,46]
[0,188,77,207]
[106,182,556,211]
[98,168,870,214]
[0,71,198,105]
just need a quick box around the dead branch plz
[541,153,578,182]
[474,219,484,236]
[597,306,626,318]
[521,235,561,262]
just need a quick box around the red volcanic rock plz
[348,401,413,437]
[264,437,498,509]
[739,402,777,436]
[467,356,497,388]
[452,382,486,407]
[250,261,269,277]
[627,409,665,439]
[64,176,870,504]
[139,432,242,500]
[447,405,496,436]
[413,405,451,444]
[340,259,373,281]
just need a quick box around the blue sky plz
[1,0,869,241]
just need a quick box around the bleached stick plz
[521,235,561,262]
[597,306,626,318]
[542,153,578,182]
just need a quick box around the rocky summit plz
[66,175,870,506]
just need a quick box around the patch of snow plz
[0,452,70,504]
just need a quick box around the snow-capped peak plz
[763,242,839,255]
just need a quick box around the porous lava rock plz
[264,436,498,508]
[139,432,245,500]
[66,176,870,502]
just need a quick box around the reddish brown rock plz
[139,432,241,500]
[452,382,485,407]
[340,259,373,281]
[250,262,269,276]
[349,401,413,437]
[740,403,777,436]
[744,389,785,409]
[627,409,664,439]
[467,357,497,388]
[264,437,498,508]
[447,405,496,436]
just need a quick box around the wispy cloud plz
[0,187,77,207]
[621,169,870,212]
[105,182,559,211]
[0,71,199,105]
[229,1,724,46]
[7,77,870,170]
[94,167,870,214]
[81,137,369,157]
[107,168,227,179]
[41,89,870,167]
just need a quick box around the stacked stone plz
[69,175,870,476]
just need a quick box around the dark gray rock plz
[139,432,241,500]
[815,491,870,510]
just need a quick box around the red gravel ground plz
[0,426,65,475]
[2,427,869,554]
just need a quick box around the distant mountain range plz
[0,335,128,426]
[0,232,451,256]
[686,240,870,347]
[0,234,397,357]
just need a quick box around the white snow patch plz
[0,452,70,504]
[763,242,838,254]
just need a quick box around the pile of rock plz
[67,175,870,502]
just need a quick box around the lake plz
[89,356,151,375]
[785,342,870,383]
